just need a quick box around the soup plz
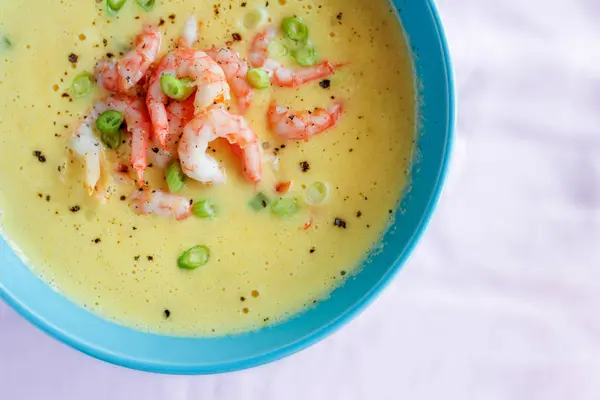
[0,0,414,336]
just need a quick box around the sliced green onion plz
[305,181,329,205]
[272,197,300,217]
[267,40,288,58]
[178,245,210,270]
[282,37,303,53]
[101,129,122,149]
[166,161,185,193]
[96,110,124,135]
[246,68,270,89]
[281,17,309,42]
[70,73,94,98]
[160,74,195,101]
[249,192,270,211]
[293,45,318,67]
[107,0,127,15]
[192,199,217,219]
[243,7,267,30]
[135,0,155,11]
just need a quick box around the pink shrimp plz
[248,27,277,70]
[248,26,344,88]
[71,95,151,191]
[205,46,254,113]
[147,48,231,148]
[178,105,262,184]
[130,190,192,220]
[95,26,162,93]
[179,16,198,48]
[167,96,196,142]
[147,97,195,168]
[267,102,344,141]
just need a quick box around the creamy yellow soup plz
[0,0,414,336]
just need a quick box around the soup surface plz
[0,0,414,335]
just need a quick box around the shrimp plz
[248,26,343,88]
[267,102,344,141]
[71,95,151,190]
[206,46,254,113]
[148,97,195,167]
[180,16,198,48]
[178,105,262,184]
[130,190,192,220]
[248,27,278,70]
[167,96,195,142]
[147,49,231,148]
[70,118,104,195]
[95,26,162,93]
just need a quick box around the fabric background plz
[1,0,599,398]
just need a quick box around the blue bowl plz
[0,0,454,374]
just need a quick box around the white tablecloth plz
[2,0,599,398]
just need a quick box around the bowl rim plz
[0,0,455,374]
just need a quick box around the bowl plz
[0,0,454,374]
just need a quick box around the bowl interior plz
[0,0,453,374]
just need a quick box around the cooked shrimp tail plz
[180,16,198,48]
[130,189,192,220]
[70,122,104,195]
[267,102,344,141]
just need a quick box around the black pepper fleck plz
[68,53,78,63]
[356,211,362,217]
[134,255,140,261]
[152,147,159,153]
[299,161,310,172]
[70,205,80,213]
[340,270,347,276]
[319,79,331,89]
[120,195,126,201]
[232,32,242,41]
[334,217,347,229]
[241,2,247,6]
[33,150,46,163]
[147,255,153,261]
[93,238,101,243]
[164,309,171,318]
[240,296,246,302]
[309,247,316,254]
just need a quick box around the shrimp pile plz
[68,15,345,220]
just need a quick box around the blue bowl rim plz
[0,0,455,374]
